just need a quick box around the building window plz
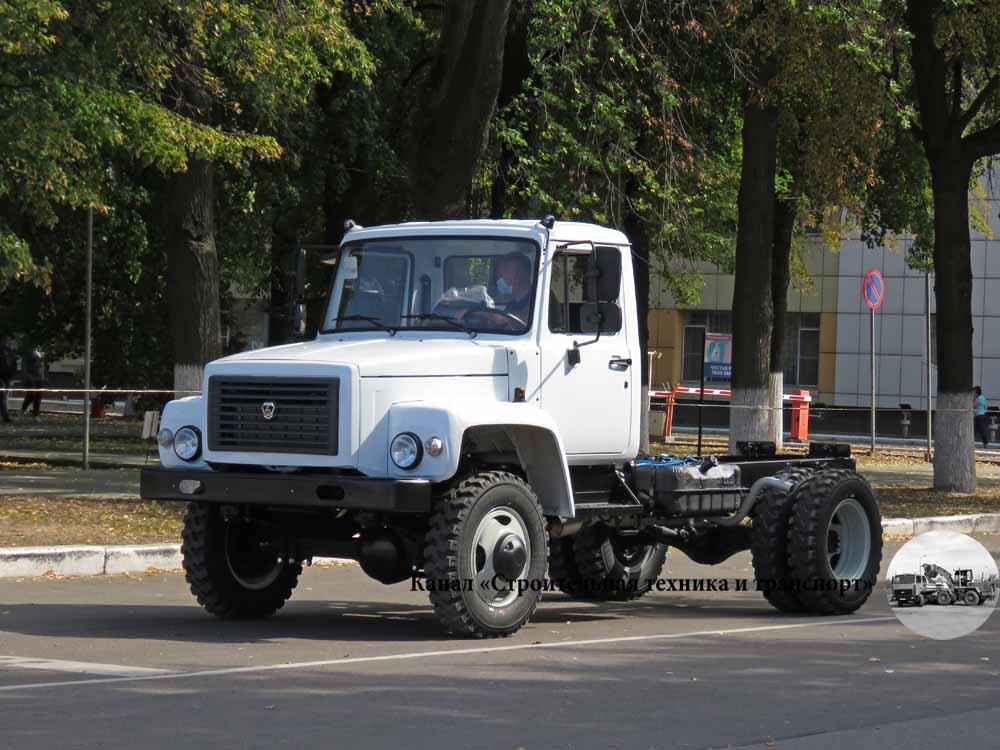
[680,311,732,382]
[797,321,820,386]
[679,310,819,386]
[784,312,819,386]
[682,326,705,381]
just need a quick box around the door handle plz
[609,357,632,370]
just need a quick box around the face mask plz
[496,277,513,297]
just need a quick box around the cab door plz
[538,244,633,456]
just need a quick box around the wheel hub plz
[826,496,871,581]
[470,506,531,608]
[493,533,527,579]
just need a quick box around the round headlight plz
[390,432,422,470]
[173,426,202,461]
[156,428,174,448]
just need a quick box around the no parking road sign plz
[862,267,886,453]
[863,268,886,310]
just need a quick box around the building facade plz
[648,178,1000,411]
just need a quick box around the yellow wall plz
[647,309,681,388]
[818,311,837,401]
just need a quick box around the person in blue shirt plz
[974,386,989,448]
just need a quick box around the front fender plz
[387,401,574,518]
[157,396,209,469]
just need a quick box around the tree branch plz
[960,73,1000,130]
[964,119,1000,160]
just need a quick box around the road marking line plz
[0,615,895,693]
[0,656,174,677]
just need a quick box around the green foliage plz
[491,0,741,302]
[0,0,371,291]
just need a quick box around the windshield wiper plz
[328,314,397,335]
[400,313,477,338]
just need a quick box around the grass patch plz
[0,496,184,547]
[874,480,1000,518]
[0,460,51,470]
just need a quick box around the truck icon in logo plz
[261,401,276,420]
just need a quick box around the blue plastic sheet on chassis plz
[632,454,700,467]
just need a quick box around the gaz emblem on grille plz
[261,401,277,420]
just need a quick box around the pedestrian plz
[0,337,17,423]
[974,385,989,448]
[20,345,45,419]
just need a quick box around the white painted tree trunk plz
[932,391,976,493]
[768,371,784,450]
[174,364,204,399]
[728,385,771,453]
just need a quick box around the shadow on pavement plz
[0,591,879,645]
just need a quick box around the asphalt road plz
[0,537,998,750]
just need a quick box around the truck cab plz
[142,218,882,638]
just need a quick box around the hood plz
[215,336,510,378]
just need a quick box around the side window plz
[548,248,622,334]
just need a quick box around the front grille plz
[208,377,339,455]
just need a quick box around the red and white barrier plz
[653,385,812,441]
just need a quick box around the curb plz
[0,544,356,580]
[2,515,998,579]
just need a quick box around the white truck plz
[141,218,883,637]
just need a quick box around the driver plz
[493,252,533,323]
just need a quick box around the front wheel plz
[182,503,301,619]
[423,471,547,638]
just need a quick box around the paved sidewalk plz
[0,468,140,498]
[0,448,148,468]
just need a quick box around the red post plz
[790,389,810,442]
[663,385,677,440]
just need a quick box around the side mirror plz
[594,246,621,302]
[578,302,622,335]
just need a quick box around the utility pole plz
[83,207,93,470]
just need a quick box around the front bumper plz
[140,467,431,514]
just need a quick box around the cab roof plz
[342,219,630,248]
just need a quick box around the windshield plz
[322,237,540,335]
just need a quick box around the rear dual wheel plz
[752,469,882,615]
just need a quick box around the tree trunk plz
[490,0,530,220]
[769,194,795,448]
[730,84,778,452]
[268,236,289,346]
[408,0,512,218]
[165,159,222,396]
[930,156,976,492]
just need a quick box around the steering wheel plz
[463,305,526,329]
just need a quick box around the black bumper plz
[139,467,432,513]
